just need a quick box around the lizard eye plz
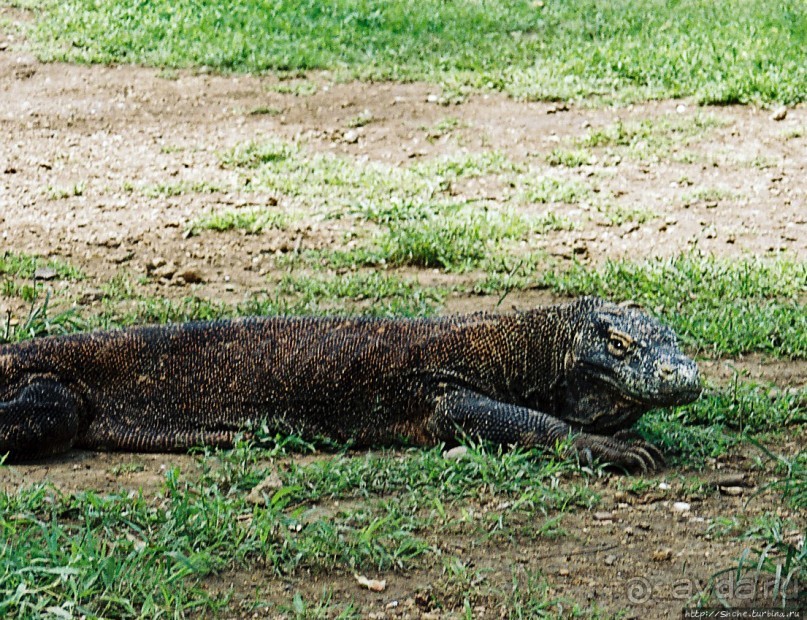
[608,333,632,357]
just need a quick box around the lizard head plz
[562,298,701,433]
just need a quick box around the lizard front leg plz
[0,377,86,461]
[429,386,664,472]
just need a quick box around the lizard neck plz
[498,303,578,412]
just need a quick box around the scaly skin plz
[0,297,701,470]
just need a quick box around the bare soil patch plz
[0,37,804,617]
[1,48,805,305]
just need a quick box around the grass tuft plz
[380,208,528,272]
[275,271,446,317]
[0,251,84,282]
[191,207,287,235]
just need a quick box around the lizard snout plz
[655,356,701,403]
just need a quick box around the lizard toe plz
[613,429,643,442]
[578,446,594,469]
[611,432,666,472]
[643,441,666,469]
[629,446,656,473]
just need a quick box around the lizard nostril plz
[657,361,676,380]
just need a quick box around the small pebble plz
[770,106,787,121]
[443,446,469,460]
[33,266,58,281]
[672,501,691,513]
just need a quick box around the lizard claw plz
[573,432,665,473]
[578,446,594,469]
[613,429,643,442]
[614,431,666,471]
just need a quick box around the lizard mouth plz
[581,365,701,407]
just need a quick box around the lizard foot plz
[573,432,665,473]
[0,377,83,460]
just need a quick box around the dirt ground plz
[0,15,805,618]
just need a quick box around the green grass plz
[642,397,805,606]
[345,110,374,129]
[0,295,86,344]
[578,114,727,159]
[104,285,441,328]
[208,139,547,272]
[0,441,590,617]
[218,139,518,219]
[547,113,728,166]
[274,271,446,317]
[22,0,807,104]
[46,182,85,200]
[220,140,296,169]
[265,437,592,508]
[267,78,318,97]
[380,208,529,272]
[1,267,448,343]
[546,148,594,168]
[410,150,518,181]
[540,254,807,358]
[2,280,40,303]
[248,105,282,117]
[519,175,590,205]
[682,187,740,206]
[0,251,85,308]
[765,450,807,511]
[137,180,226,198]
[638,381,805,466]
[277,206,538,274]
[423,116,465,142]
[593,201,655,227]
[191,207,288,235]
[2,411,796,615]
[280,590,359,619]
[213,137,597,276]
[428,563,565,616]
[0,251,84,282]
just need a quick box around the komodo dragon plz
[0,296,701,469]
